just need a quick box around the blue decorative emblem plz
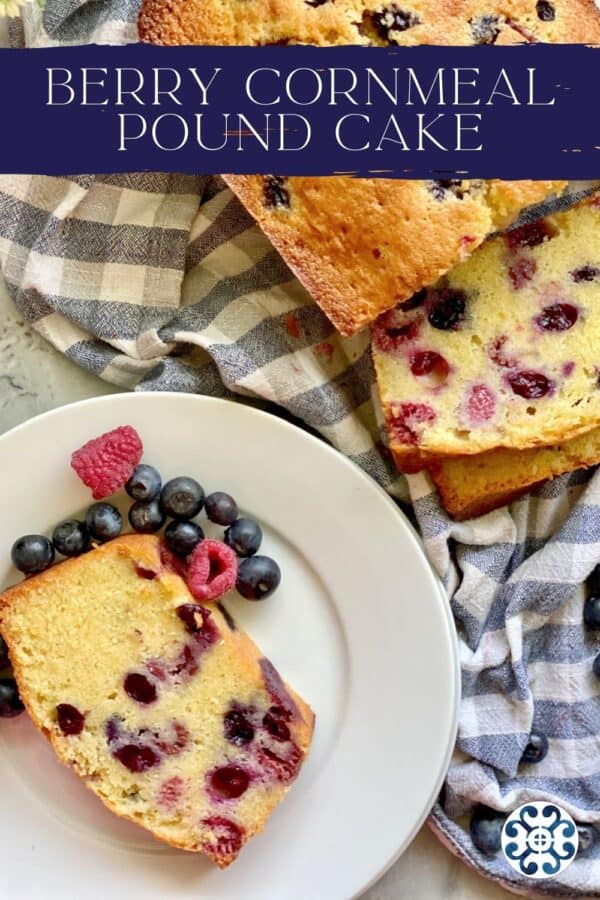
[501,802,578,879]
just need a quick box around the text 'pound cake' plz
[136,0,591,335]
[0,535,314,867]
[373,194,600,473]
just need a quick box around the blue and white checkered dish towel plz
[2,3,600,896]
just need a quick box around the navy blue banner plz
[1,43,598,177]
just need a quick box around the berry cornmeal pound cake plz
[136,0,593,336]
[0,535,314,867]
[372,194,600,472]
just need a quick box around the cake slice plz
[429,426,600,520]
[373,193,600,472]
[0,535,314,867]
[139,0,600,46]
[137,0,585,336]
[221,177,564,336]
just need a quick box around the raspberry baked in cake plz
[0,535,314,866]
[372,194,600,472]
[137,0,589,335]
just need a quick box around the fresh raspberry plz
[187,540,238,601]
[71,426,143,500]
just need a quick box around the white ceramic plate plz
[0,393,458,900]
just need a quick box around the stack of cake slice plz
[372,193,600,517]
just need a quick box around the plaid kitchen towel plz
[2,3,600,897]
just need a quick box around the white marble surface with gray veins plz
[0,265,509,900]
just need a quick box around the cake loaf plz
[372,194,600,472]
[0,535,314,867]
[136,0,594,334]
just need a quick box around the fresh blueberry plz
[224,518,262,557]
[584,595,600,630]
[205,492,238,526]
[0,635,10,670]
[469,805,505,855]
[236,556,281,600]
[520,731,548,764]
[160,477,204,521]
[0,678,25,718]
[593,653,600,680]
[164,520,204,558]
[128,499,166,534]
[52,519,91,558]
[11,534,55,575]
[576,824,597,857]
[587,563,600,595]
[126,464,162,502]
[85,503,123,543]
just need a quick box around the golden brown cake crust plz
[223,176,563,335]
[137,0,583,334]
[429,428,600,520]
[139,0,600,47]
[0,535,314,866]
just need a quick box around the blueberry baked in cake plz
[136,0,599,335]
[372,193,600,471]
[0,535,314,866]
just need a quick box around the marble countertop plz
[0,256,509,900]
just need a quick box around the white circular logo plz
[501,802,579,879]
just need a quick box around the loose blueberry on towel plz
[0,678,25,718]
[587,564,600,595]
[520,731,548,764]
[593,653,600,680]
[160,477,205,521]
[52,519,91,558]
[583,595,600,630]
[126,464,162,502]
[576,824,598,857]
[11,535,55,575]
[470,805,505,855]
